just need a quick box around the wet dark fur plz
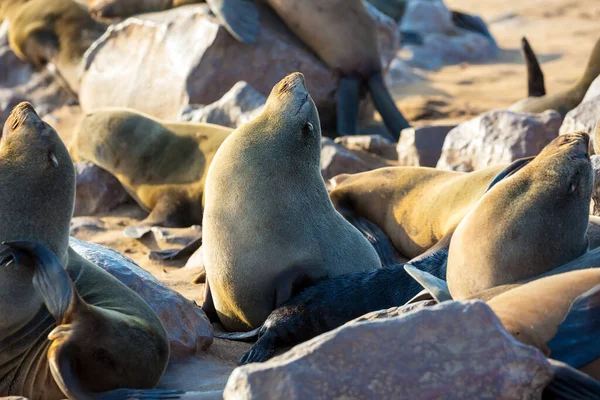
[239,250,448,364]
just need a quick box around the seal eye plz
[569,182,578,194]
[303,122,314,135]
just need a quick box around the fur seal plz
[447,132,593,300]
[0,103,172,399]
[71,107,232,238]
[509,36,600,117]
[6,0,107,94]
[202,73,382,331]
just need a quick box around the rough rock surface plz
[224,301,552,400]
[397,0,498,71]
[559,90,600,155]
[74,161,132,217]
[583,75,600,103]
[350,300,437,323]
[437,109,562,171]
[79,4,397,129]
[334,135,398,160]
[321,138,392,182]
[69,237,213,356]
[592,155,600,216]
[179,81,266,129]
[397,125,455,166]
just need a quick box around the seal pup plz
[6,0,107,95]
[0,103,173,399]
[509,36,600,117]
[447,132,592,300]
[202,73,382,331]
[71,107,232,239]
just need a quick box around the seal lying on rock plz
[510,36,600,117]
[71,107,233,238]
[202,73,382,332]
[447,132,592,300]
[0,103,174,399]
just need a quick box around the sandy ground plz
[45,0,600,392]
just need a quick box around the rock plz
[224,301,552,400]
[398,0,498,71]
[69,237,213,356]
[334,135,398,160]
[320,138,392,182]
[385,58,427,86]
[583,75,600,103]
[591,156,600,216]
[70,217,106,236]
[437,110,562,171]
[74,161,132,217]
[179,82,266,128]
[397,124,455,166]
[558,95,600,154]
[350,300,437,323]
[79,4,397,130]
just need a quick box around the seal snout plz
[276,73,307,97]
[5,102,39,132]
[558,132,590,159]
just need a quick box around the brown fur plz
[71,107,232,230]
[202,73,381,331]
[85,0,201,20]
[447,132,593,300]
[0,103,169,399]
[510,37,600,117]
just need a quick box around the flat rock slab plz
[224,300,551,400]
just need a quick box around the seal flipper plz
[543,359,600,400]
[337,76,361,136]
[521,37,546,97]
[149,237,202,261]
[367,72,410,141]
[340,210,398,267]
[124,195,195,239]
[485,156,535,192]
[238,330,276,365]
[546,285,600,369]
[404,265,452,303]
[205,0,260,44]
[214,326,261,341]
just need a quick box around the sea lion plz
[509,36,600,117]
[5,0,107,94]
[447,132,592,300]
[202,73,382,331]
[71,107,232,238]
[0,103,172,399]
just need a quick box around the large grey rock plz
[224,301,551,400]
[321,138,391,182]
[437,110,562,171]
[79,4,398,129]
[559,96,600,154]
[397,124,455,166]
[592,156,600,216]
[583,75,600,103]
[69,237,213,356]
[179,81,266,129]
[334,135,398,160]
[74,161,132,216]
[398,0,498,71]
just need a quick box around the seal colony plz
[0,103,174,399]
[71,107,233,238]
[202,73,381,332]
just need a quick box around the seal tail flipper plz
[546,285,600,369]
[521,36,546,97]
[206,0,260,44]
[543,359,600,399]
[214,327,261,341]
[149,237,202,261]
[367,72,410,141]
[337,76,361,136]
[340,211,398,267]
[451,11,498,48]
[404,264,452,303]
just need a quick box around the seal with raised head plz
[0,103,172,399]
[510,36,600,117]
[447,132,592,300]
[71,107,233,239]
[202,73,382,332]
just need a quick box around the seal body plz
[86,0,201,20]
[329,164,507,259]
[447,132,593,300]
[202,73,381,331]
[72,108,232,234]
[0,103,169,399]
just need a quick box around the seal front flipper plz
[149,237,202,261]
[404,265,452,303]
[546,285,600,369]
[543,359,600,400]
[367,72,410,141]
[521,37,546,97]
[238,330,277,365]
[206,0,260,44]
[337,76,361,136]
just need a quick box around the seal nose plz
[5,102,39,132]
[276,73,306,96]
